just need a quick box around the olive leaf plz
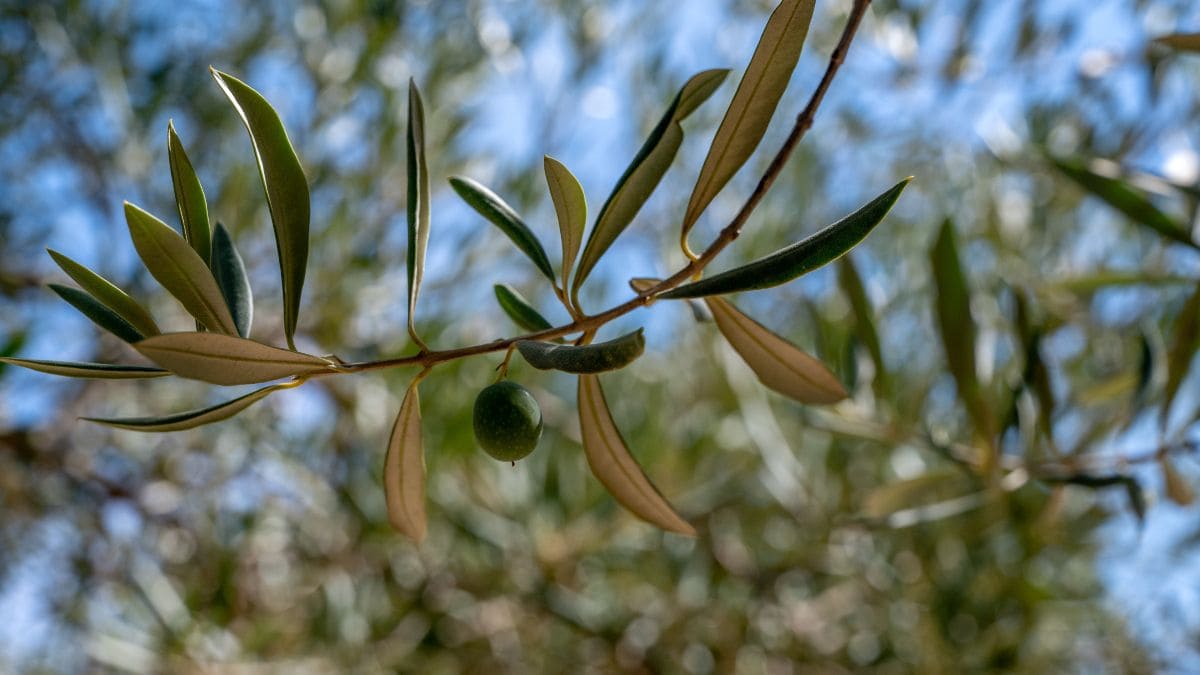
[494,284,553,333]
[211,222,253,338]
[577,374,696,535]
[50,284,145,343]
[211,68,310,349]
[450,176,556,283]
[543,156,587,291]
[517,328,644,374]
[663,178,910,299]
[0,357,170,379]
[1161,456,1195,506]
[134,332,335,385]
[681,0,816,241]
[573,68,729,293]
[1154,33,1200,53]
[384,379,427,541]
[167,121,211,266]
[406,79,431,349]
[124,202,238,335]
[706,296,846,404]
[47,249,160,337]
[862,468,973,519]
[83,380,299,432]
[1162,283,1200,429]
[837,256,888,396]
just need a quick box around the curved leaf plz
[450,176,556,282]
[574,69,729,293]
[167,121,211,266]
[706,296,846,403]
[543,156,587,291]
[134,332,334,385]
[494,284,553,333]
[1163,283,1200,428]
[50,284,145,343]
[0,357,169,379]
[384,380,426,541]
[83,380,297,432]
[518,328,644,374]
[1051,158,1196,249]
[681,0,816,239]
[211,222,253,338]
[47,249,160,337]
[211,68,310,349]
[577,374,695,535]
[124,202,238,335]
[406,79,431,348]
[664,179,910,299]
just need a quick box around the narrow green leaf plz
[450,176,556,282]
[494,284,553,333]
[1154,33,1200,53]
[167,121,211,266]
[211,68,310,349]
[543,156,587,291]
[384,380,427,541]
[134,332,334,385]
[665,179,910,299]
[573,69,729,294]
[1162,283,1200,428]
[0,357,170,379]
[124,202,238,335]
[577,374,696,535]
[47,249,160,337]
[1052,158,1196,249]
[406,79,431,349]
[518,328,644,374]
[837,256,888,396]
[83,380,298,432]
[706,296,846,404]
[681,0,816,240]
[50,284,144,343]
[211,222,253,338]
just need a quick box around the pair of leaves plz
[517,329,644,374]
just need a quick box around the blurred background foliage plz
[3,0,1200,672]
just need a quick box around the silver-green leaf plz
[47,249,160,337]
[517,329,644,374]
[211,222,253,338]
[406,79,431,349]
[84,380,299,432]
[167,121,211,266]
[544,156,587,292]
[494,284,553,333]
[450,176,556,283]
[134,332,335,385]
[49,284,145,343]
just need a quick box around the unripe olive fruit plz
[473,380,543,462]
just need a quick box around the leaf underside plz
[134,332,333,385]
[384,380,427,541]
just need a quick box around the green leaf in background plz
[211,223,253,338]
[543,156,587,291]
[705,296,846,404]
[449,176,556,283]
[0,332,26,376]
[494,284,553,333]
[134,332,335,385]
[1161,456,1195,506]
[384,379,427,542]
[837,256,889,397]
[0,357,170,379]
[83,380,299,432]
[211,68,310,350]
[861,467,973,519]
[1154,33,1200,53]
[518,328,644,374]
[664,178,910,299]
[124,202,238,335]
[1162,283,1200,429]
[406,79,431,350]
[167,121,211,266]
[47,249,160,337]
[577,374,696,535]
[680,0,816,243]
[574,68,729,293]
[1051,158,1196,250]
[49,284,145,343]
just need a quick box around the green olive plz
[473,380,543,462]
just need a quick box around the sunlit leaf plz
[837,256,888,396]
[577,374,695,535]
[49,284,145,343]
[518,329,644,374]
[47,249,160,337]
[1154,33,1200,53]
[134,332,334,385]
[83,380,298,432]
[124,202,238,335]
[665,179,909,299]
[573,68,729,293]
[406,79,431,349]
[1161,456,1195,506]
[1162,283,1200,429]
[211,68,310,349]
[450,176,556,283]
[0,357,169,379]
[681,0,816,241]
[384,379,426,541]
[705,296,846,404]
[211,222,253,338]
[494,284,553,333]
[167,121,211,266]
[543,156,587,291]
